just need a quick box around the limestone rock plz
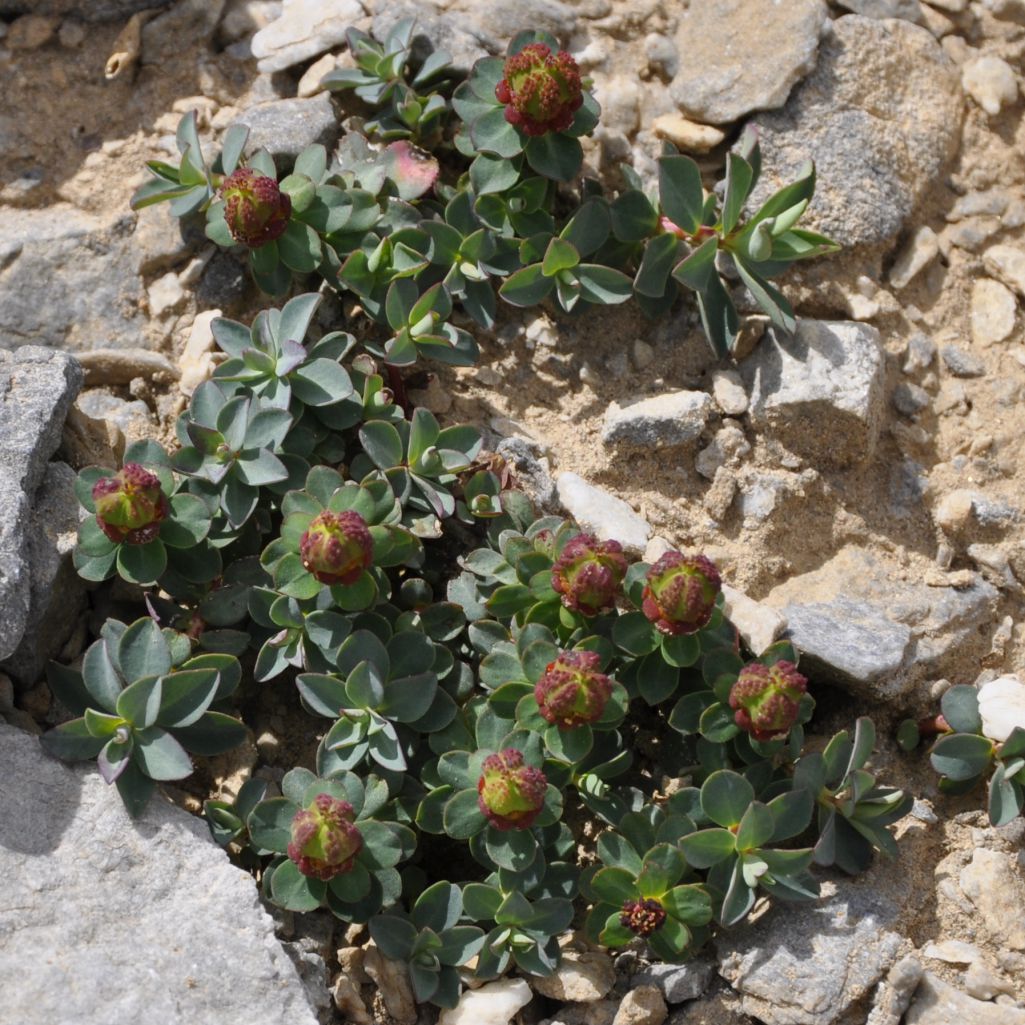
[555,473,651,554]
[668,0,827,124]
[970,278,1017,345]
[721,584,788,656]
[529,948,616,1002]
[613,986,668,1025]
[716,881,903,1025]
[0,725,320,1025]
[836,0,922,18]
[251,0,367,72]
[632,958,717,1004]
[742,321,885,468]
[962,55,1019,116]
[958,848,1025,950]
[750,16,962,248]
[650,114,726,154]
[601,391,713,449]
[983,244,1025,299]
[231,93,340,164]
[0,347,82,665]
[889,226,939,289]
[438,978,532,1025]
[904,974,1025,1025]
[0,207,145,350]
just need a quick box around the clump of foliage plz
[131,21,836,358]
[39,19,913,1013]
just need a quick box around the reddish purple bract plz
[219,167,291,248]
[299,510,373,586]
[477,748,547,831]
[535,650,614,730]
[620,898,666,937]
[495,43,584,137]
[287,793,363,881]
[729,660,808,741]
[641,551,721,636]
[92,463,169,545]
[551,533,628,616]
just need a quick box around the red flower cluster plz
[641,551,721,636]
[495,43,584,137]
[477,749,547,831]
[551,533,628,616]
[535,650,614,730]
[287,793,363,881]
[219,168,291,248]
[620,898,666,937]
[92,463,169,545]
[299,510,373,586]
[729,660,808,741]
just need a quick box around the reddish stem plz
[917,714,950,737]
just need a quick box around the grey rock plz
[940,345,985,378]
[750,16,962,248]
[195,251,253,316]
[0,725,321,1025]
[0,462,87,688]
[835,0,922,19]
[601,391,713,449]
[0,347,83,664]
[555,473,651,554]
[765,545,1000,700]
[668,0,827,124]
[250,0,367,73]
[903,331,936,373]
[283,943,333,1013]
[0,0,169,21]
[496,437,555,510]
[0,207,145,350]
[892,382,931,416]
[716,881,904,1025]
[632,958,716,1004]
[904,974,1025,1025]
[232,94,340,164]
[866,956,923,1025]
[370,1,488,71]
[780,599,914,700]
[140,0,226,63]
[742,321,885,468]
[77,391,157,437]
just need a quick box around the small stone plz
[889,226,940,289]
[632,339,655,370]
[7,14,58,49]
[837,0,922,17]
[231,93,340,164]
[77,348,179,387]
[892,382,931,416]
[147,272,186,317]
[959,848,1025,950]
[650,113,726,153]
[711,369,748,415]
[964,963,1014,1001]
[905,974,1025,1025]
[940,345,985,377]
[939,216,1002,254]
[363,943,417,1025]
[921,939,984,964]
[934,489,976,532]
[556,473,651,554]
[983,244,1025,299]
[962,55,1019,116]
[530,949,615,1002]
[721,584,788,656]
[179,309,221,396]
[58,18,86,46]
[332,973,371,1024]
[438,978,532,1025]
[970,278,1016,345]
[703,467,737,520]
[903,332,936,372]
[250,0,367,73]
[613,986,667,1025]
[695,422,751,480]
[866,955,923,1025]
[297,52,339,97]
[601,391,713,449]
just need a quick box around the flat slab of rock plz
[750,15,962,248]
[904,974,1025,1025]
[555,472,651,554]
[668,0,827,124]
[0,347,82,664]
[602,391,712,449]
[231,94,340,163]
[0,725,320,1025]
[716,881,904,1025]
[764,545,999,701]
[742,320,885,468]
[251,0,368,73]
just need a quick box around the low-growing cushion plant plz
[36,17,929,1014]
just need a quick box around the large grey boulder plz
[668,0,828,125]
[0,207,145,351]
[0,724,322,1025]
[742,321,886,469]
[716,880,905,1025]
[750,15,963,248]
[0,348,83,666]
